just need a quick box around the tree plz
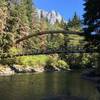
[83,0,100,34]
[0,0,34,63]
[83,0,100,74]
[67,12,82,31]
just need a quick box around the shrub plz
[8,47,22,56]
[16,55,49,67]
[46,56,56,66]
[56,60,69,70]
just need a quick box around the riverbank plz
[0,55,70,76]
[0,64,70,76]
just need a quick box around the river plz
[0,71,99,100]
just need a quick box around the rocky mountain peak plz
[37,9,67,25]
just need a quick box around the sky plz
[34,0,84,20]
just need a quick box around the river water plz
[0,71,99,100]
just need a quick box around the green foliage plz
[81,54,90,65]
[0,0,7,7]
[56,60,69,70]
[67,12,82,31]
[60,33,92,69]
[45,55,58,67]
[45,56,69,70]
[83,0,100,73]
[83,0,100,33]
[0,32,14,52]
[16,55,69,70]
[66,34,85,46]
[46,33,65,49]
[16,55,49,67]
[0,0,33,65]
[8,47,22,56]
[80,53,98,68]
[0,0,99,72]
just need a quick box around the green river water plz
[0,71,99,100]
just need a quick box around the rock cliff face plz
[37,9,67,25]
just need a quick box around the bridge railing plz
[13,45,100,56]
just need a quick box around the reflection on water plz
[0,72,99,100]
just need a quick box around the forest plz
[0,0,100,75]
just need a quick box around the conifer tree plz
[67,12,81,31]
[83,0,100,34]
[83,0,100,73]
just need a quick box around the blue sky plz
[34,0,84,20]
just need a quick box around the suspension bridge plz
[1,30,100,57]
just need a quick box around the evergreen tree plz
[67,12,81,31]
[67,19,72,28]
[83,0,100,73]
[57,18,68,30]
[72,12,81,28]
[83,0,100,34]
[0,0,14,59]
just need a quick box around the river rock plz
[33,66,45,72]
[12,64,61,73]
[11,65,35,73]
[0,65,15,76]
[44,65,60,72]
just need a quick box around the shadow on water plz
[42,95,87,100]
[0,72,100,100]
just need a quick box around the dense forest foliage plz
[0,0,100,73]
[83,0,100,73]
[83,0,100,34]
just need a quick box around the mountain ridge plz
[36,9,67,25]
